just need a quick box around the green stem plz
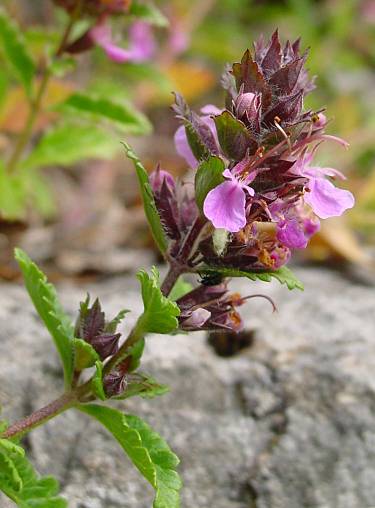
[6,71,50,174]
[1,392,77,440]
[5,1,82,174]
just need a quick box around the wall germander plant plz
[0,22,354,508]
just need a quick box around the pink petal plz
[183,308,211,328]
[127,21,155,62]
[90,23,112,46]
[174,125,198,168]
[149,167,175,193]
[276,219,308,249]
[316,166,346,180]
[102,43,133,63]
[304,178,355,219]
[203,180,246,232]
[200,104,222,116]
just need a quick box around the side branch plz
[1,392,77,440]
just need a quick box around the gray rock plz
[0,266,374,508]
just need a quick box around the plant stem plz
[5,2,82,174]
[6,71,51,174]
[176,216,206,264]
[160,264,183,296]
[1,392,77,440]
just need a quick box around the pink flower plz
[203,159,256,232]
[292,152,355,219]
[174,105,222,168]
[90,20,155,63]
[270,199,320,250]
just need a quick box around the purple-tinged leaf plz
[260,29,282,77]
[214,111,257,160]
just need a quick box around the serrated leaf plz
[0,160,27,219]
[194,156,225,212]
[0,8,35,96]
[73,338,99,371]
[0,440,24,492]
[79,405,181,508]
[104,308,129,334]
[0,441,67,507]
[123,143,168,254]
[91,360,106,401]
[137,267,180,334]
[58,93,152,135]
[200,265,304,290]
[129,2,169,27]
[213,110,257,161]
[22,122,120,170]
[14,248,75,388]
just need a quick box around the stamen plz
[242,294,277,313]
[274,116,292,152]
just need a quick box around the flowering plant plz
[0,29,354,508]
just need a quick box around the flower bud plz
[103,371,128,397]
[90,333,121,359]
[234,92,256,119]
[176,284,245,332]
[149,164,176,194]
[75,296,124,362]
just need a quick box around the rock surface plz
[0,266,374,508]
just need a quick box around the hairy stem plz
[103,320,145,376]
[1,225,194,439]
[1,392,77,440]
[160,264,183,296]
[176,216,206,264]
[5,2,82,174]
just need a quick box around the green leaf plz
[200,265,304,290]
[128,337,145,372]
[22,122,120,170]
[22,168,56,218]
[137,267,180,334]
[0,440,24,492]
[168,277,193,301]
[213,110,256,160]
[73,338,99,371]
[48,56,76,78]
[129,2,169,27]
[58,93,152,135]
[123,143,168,254]
[0,8,35,96]
[194,156,225,211]
[79,405,181,508]
[14,248,75,387]
[0,441,67,507]
[0,160,27,219]
[105,309,129,334]
[91,361,106,401]
[184,122,210,162]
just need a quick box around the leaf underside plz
[79,405,182,508]
[200,265,304,290]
